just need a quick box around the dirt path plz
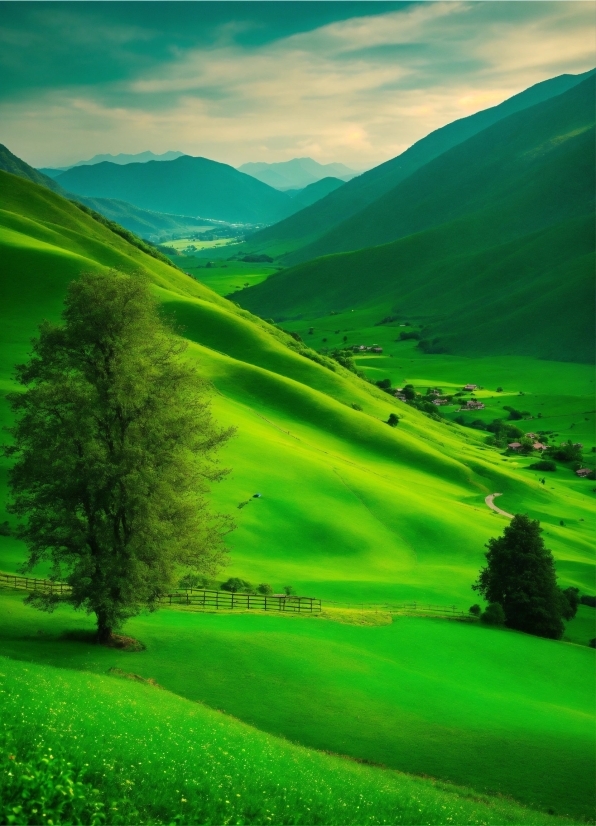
[485,493,513,519]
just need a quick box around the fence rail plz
[0,573,321,613]
[0,573,467,617]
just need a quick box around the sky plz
[0,1,594,170]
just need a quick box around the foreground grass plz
[1,591,594,819]
[0,655,581,826]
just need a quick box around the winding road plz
[485,493,513,519]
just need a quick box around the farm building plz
[461,400,485,410]
[575,468,593,478]
[432,399,449,406]
[508,442,522,451]
[463,384,477,391]
[533,442,547,451]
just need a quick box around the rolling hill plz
[54,155,297,225]
[287,176,345,208]
[0,167,594,819]
[238,156,358,189]
[236,77,595,363]
[245,68,595,261]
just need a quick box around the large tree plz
[4,270,234,642]
[473,514,564,639]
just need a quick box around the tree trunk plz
[96,611,113,644]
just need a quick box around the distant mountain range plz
[247,68,595,264]
[53,156,298,225]
[236,74,595,363]
[40,150,185,177]
[238,157,359,190]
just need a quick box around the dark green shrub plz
[256,583,273,595]
[351,403,363,411]
[375,378,391,389]
[546,440,583,463]
[529,460,556,471]
[469,604,481,617]
[402,384,416,401]
[580,594,596,607]
[283,585,296,596]
[221,577,252,593]
[179,573,209,590]
[480,603,506,626]
[559,587,580,621]
[386,413,400,428]
[0,520,11,536]
[398,331,420,341]
[589,638,596,648]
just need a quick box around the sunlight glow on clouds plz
[0,2,594,169]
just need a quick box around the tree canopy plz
[4,270,234,642]
[473,514,565,639]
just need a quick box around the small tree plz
[4,271,234,643]
[387,413,400,428]
[469,604,481,617]
[480,603,505,626]
[473,514,564,639]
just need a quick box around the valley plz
[0,31,594,825]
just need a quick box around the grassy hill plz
[236,78,595,363]
[245,69,594,260]
[288,176,345,208]
[1,652,583,825]
[54,155,297,225]
[0,168,594,820]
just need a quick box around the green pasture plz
[168,253,275,295]
[0,592,594,820]
[0,654,578,826]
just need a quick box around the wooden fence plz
[0,573,321,614]
[324,599,469,618]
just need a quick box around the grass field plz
[0,591,594,820]
[2,653,581,826]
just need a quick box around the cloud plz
[1,2,594,169]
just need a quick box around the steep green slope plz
[237,79,595,363]
[0,143,69,197]
[246,69,594,258]
[1,170,593,605]
[294,76,595,261]
[237,215,594,363]
[54,155,296,225]
[0,653,579,825]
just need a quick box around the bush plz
[375,378,391,389]
[528,460,556,471]
[178,573,209,590]
[398,331,420,341]
[559,587,580,621]
[283,585,296,596]
[580,595,596,608]
[221,577,252,593]
[386,413,399,428]
[256,583,273,595]
[402,384,416,401]
[469,604,481,617]
[480,603,506,626]
[351,403,363,411]
[0,520,11,537]
[589,638,596,648]
[546,440,583,463]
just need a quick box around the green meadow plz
[0,169,595,822]
[1,653,581,826]
[1,591,594,820]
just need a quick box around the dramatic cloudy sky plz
[1,1,594,170]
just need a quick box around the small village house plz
[575,468,592,478]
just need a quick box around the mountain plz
[245,68,595,261]
[73,150,185,167]
[0,144,70,197]
[238,157,358,189]
[286,177,345,208]
[236,77,595,363]
[53,155,296,225]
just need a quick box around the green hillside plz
[292,76,595,261]
[236,79,595,363]
[1,652,581,826]
[54,155,297,225]
[1,168,595,820]
[245,69,594,260]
